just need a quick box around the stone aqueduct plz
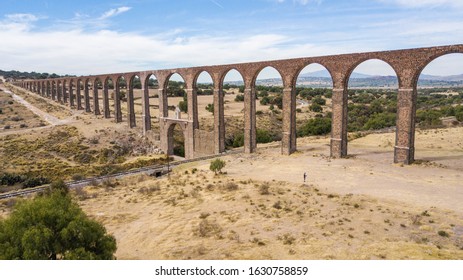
[14,44,463,164]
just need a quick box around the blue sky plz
[0,0,462,79]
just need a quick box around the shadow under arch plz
[166,122,187,157]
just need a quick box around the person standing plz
[303,172,307,182]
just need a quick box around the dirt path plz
[0,85,82,136]
[4,89,64,125]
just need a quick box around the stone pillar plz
[76,83,83,110]
[281,87,297,155]
[158,88,168,118]
[394,87,417,164]
[330,87,348,158]
[93,85,101,115]
[51,83,56,100]
[185,123,194,159]
[114,84,122,123]
[213,87,225,153]
[103,83,110,118]
[37,83,41,95]
[47,83,51,98]
[186,88,199,129]
[244,87,256,153]
[69,84,74,107]
[62,83,67,103]
[57,83,62,102]
[142,84,151,132]
[84,82,91,112]
[127,84,136,128]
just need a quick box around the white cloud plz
[99,6,131,20]
[0,10,461,77]
[379,0,463,8]
[1,13,39,32]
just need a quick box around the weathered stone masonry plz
[15,44,463,163]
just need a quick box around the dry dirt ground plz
[68,128,463,260]
[0,84,462,260]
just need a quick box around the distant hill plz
[252,70,463,88]
[300,70,371,79]
[419,73,463,81]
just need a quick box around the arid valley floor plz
[1,83,462,260]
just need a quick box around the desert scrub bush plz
[278,233,296,245]
[438,230,449,237]
[0,173,24,186]
[258,182,270,195]
[220,182,238,192]
[72,174,85,181]
[11,116,23,122]
[22,176,50,189]
[138,185,161,195]
[195,219,222,238]
[73,187,91,200]
[209,158,226,175]
[73,152,96,164]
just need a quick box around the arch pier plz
[13,44,463,163]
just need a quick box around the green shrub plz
[0,173,24,186]
[256,129,272,144]
[298,117,331,137]
[312,96,326,106]
[173,145,185,157]
[0,192,116,259]
[22,176,50,189]
[363,112,396,130]
[232,132,244,148]
[309,103,323,112]
[205,103,214,113]
[234,94,244,102]
[210,158,226,175]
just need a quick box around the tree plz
[309,103,323,112]
[298,117,332,137]
[205,103,214,113]
[0,191,116,260]
[178,94,188,113]
[234,94,244,102]
[209,159,226,175]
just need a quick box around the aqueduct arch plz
[13,44,463,162]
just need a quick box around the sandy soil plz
[64,127,462,260]
[1,84,462,260]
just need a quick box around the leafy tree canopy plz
[0,191,116,260]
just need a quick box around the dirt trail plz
[0,84,81,136]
